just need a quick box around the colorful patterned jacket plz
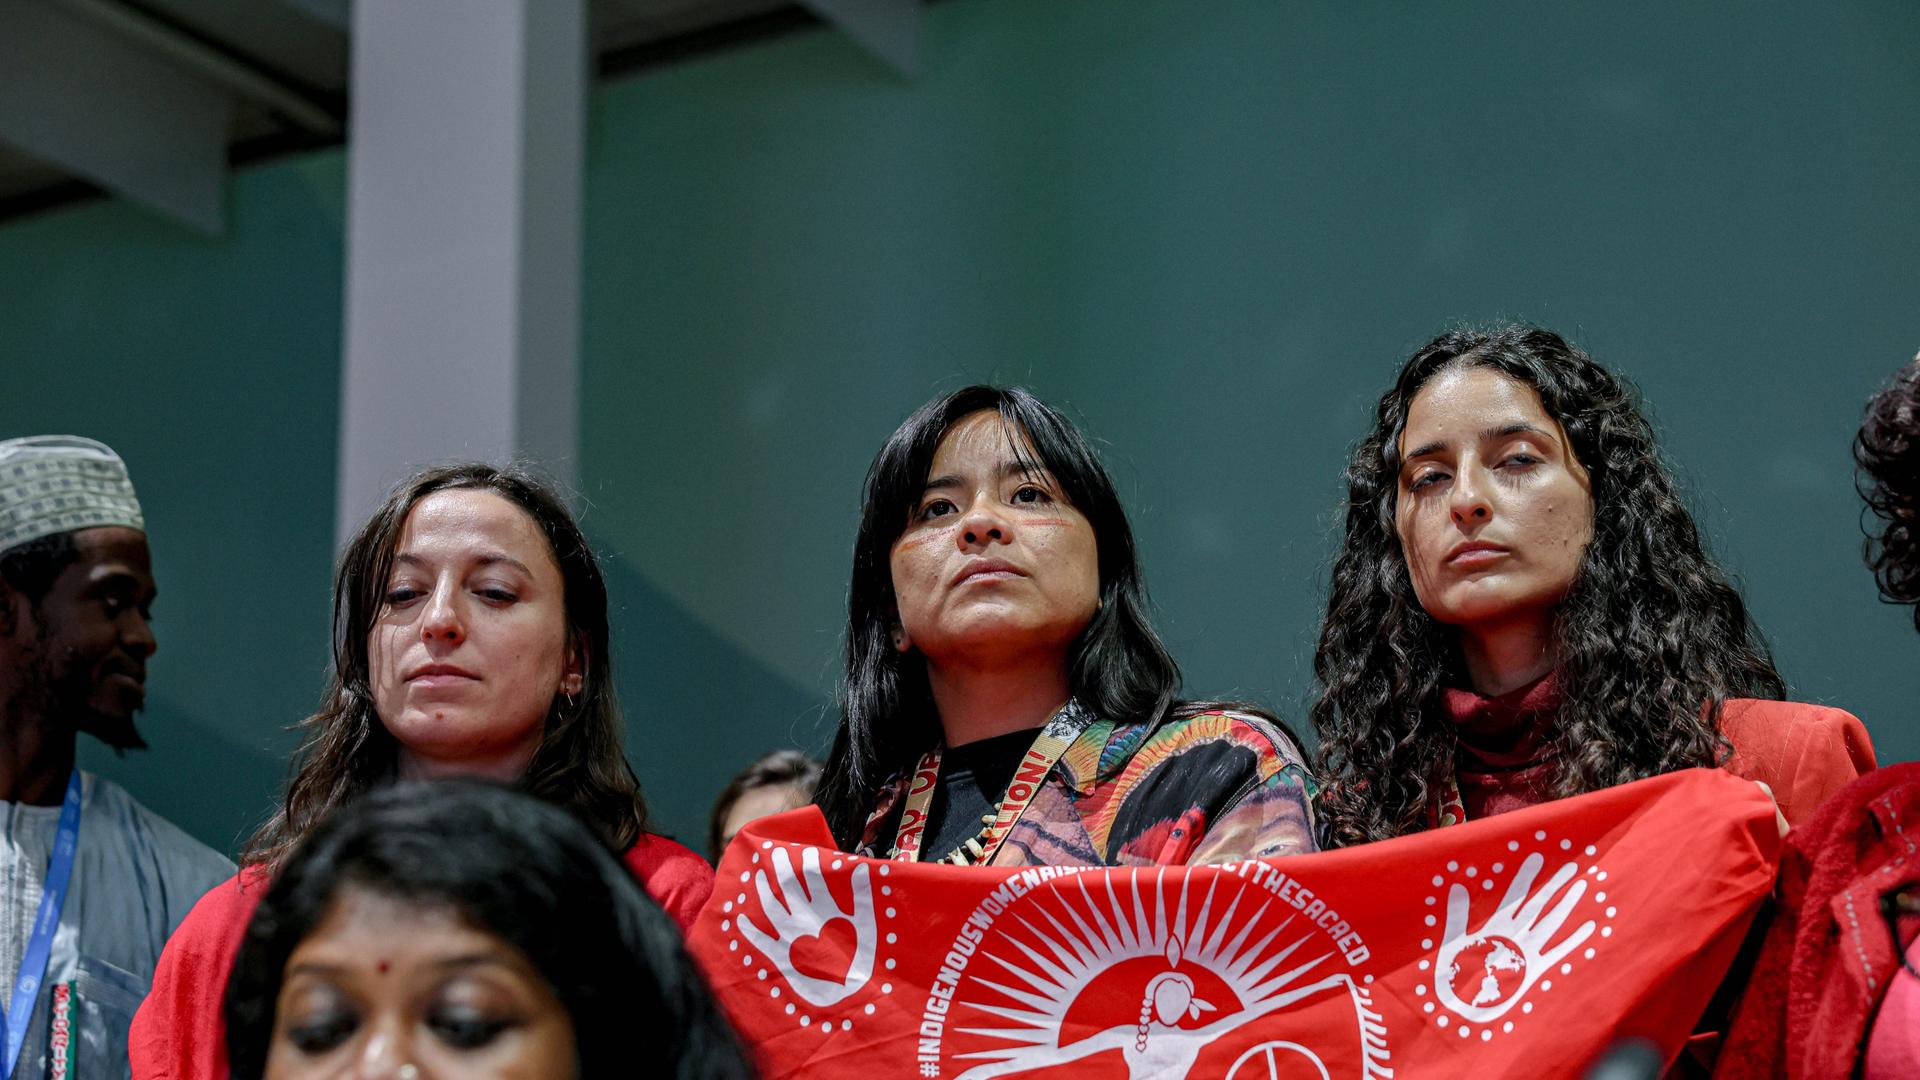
[856,709,1318,866]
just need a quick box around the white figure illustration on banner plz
[1433,850,1597,1025]
[947,870,1389,1079]
[738,846,878,1008]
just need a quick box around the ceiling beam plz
[54,0,343,135]
[0,0,229,233]
[796,0,917,78]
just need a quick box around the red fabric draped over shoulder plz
[1715,700,1877,829]
[1717,763,1920,1080]
[128,834,711,1079]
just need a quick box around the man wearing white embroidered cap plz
[0,436,231,1078]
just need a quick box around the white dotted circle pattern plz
[733,843,897,1034]
[1419,830,1616,1045]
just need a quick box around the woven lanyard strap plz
[889,702,1091,865]
[0,770,82,1080]
[1428,772,1468,830]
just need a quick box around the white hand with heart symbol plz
[738,847,878,1008]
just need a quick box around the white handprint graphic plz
[738,847,878,1008]
[1433,851,1595,1024]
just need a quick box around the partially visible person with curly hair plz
[1720,351,1920,1080]
[1859,354,1920,625]
[1310,324,1873,849]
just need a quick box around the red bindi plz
[376,959,391,975]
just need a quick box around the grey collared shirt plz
[2,773,231,1078]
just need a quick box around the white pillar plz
[336,0,585,545]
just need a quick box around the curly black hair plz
[1311,325,1785,848]
[1857,352,1920,629]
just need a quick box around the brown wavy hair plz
[1857,351,1920,629]
[244,463,648,869]
[1311,326,1785,848]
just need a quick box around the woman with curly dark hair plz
[815,385,1314,866]
[1311,324,1872,849]
[1721,351,1920,1080]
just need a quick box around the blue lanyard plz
[0,771,82,1080]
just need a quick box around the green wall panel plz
[580,0,1920,848]
[0,153,346,855]
[3,0,1917,854]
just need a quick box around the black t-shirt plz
[877,726,1042,862]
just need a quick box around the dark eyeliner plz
[285,1010,358,1054]
[428,1008,515,1049]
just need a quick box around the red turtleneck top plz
[1437,675,1874,829]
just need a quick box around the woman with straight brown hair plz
[129,463,713,1080]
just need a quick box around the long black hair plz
[245,462,648,869]
[1312,326,1785,848]
[814,386,1190,848]
[225,780,752,1079]
[1857,351,1920,629]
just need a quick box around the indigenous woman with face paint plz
[1311,325,1874,849]
[129,464,715,1080]
[813,386,1315,867]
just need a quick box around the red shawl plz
[1716,762,1920,1079]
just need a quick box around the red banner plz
[691,769,1779,1079]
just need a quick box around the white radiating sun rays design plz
[947,868,1392,1080]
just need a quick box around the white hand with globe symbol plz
[1433,851,1596,1024]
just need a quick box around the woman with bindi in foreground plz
[130,463,714,1079]
[812,385,1316,868]
[223,780,749,1080]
